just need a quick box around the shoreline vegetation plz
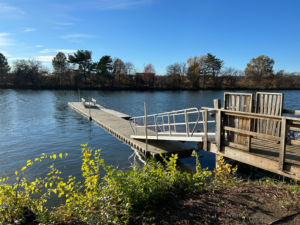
[2,84,300,91]
[1,52,300,91]
[1,145,300,224]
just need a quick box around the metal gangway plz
[129,107,216,142]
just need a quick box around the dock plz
[68,102,195,157]
[70,92,300,180]
[128,92,300,180]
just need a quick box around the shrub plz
[1,145,242,224]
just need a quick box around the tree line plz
[0,51,299,89]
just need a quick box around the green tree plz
[95,55,113,86]
[68,50,95,83]
[205,53,223,87]
[245,55,275,86]
[0,53,11,84]
[52,52,68,85]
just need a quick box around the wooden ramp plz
[68,102,195,157]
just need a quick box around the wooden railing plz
[202,106,300,171]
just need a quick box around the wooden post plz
[154,115,158,139]
[185,110,189,137]
[134,118,137,134]
[214,99,221,153]
[144,102,148,152]
[173,115,176,132]
[168,113,171,136]
[278,118,287,171]
[204,109,208,151]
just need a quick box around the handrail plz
[129,108,215,137]
[202,107,300,121]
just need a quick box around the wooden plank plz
[185,110,189,137]
[238,95,245,144]
[222,92,253,96]
[288,140,300,146]
[234,95,240,143]
[279,118,287,171]
[214,99,221,152]
[283,109,300,116]
[270,95,277,136]
[223,94,230,141]
[263,94,268,134]
[222,112,282,122]
[222,141,249,151]
[266,94,272,134]
[254,93,259,133]
[260,94,264,133]
[229,94,235,142]
[223,126,281,141]
[208,142,300,180]
[204,109,208,151]
[273,95,281,136]
[288,126,300,132]
[241,95,251,147]
[277,94,284,137]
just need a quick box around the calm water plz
[1,89,300,207]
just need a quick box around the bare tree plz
[13,59,47,86]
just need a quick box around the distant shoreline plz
[1,84,300,91]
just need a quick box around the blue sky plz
[1,0,300,74]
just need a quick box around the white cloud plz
[0,3,25,18]
[39,49,77,54]
[62,34,93,39]
[56,49,77,53]
[8,56,54,62]
[36,56,55,62]
[39,49,53,53]
[0,33,15,46]
[8,58,30,61]
[24,28,36,32]
[36,45,43,47]
[90,0,152,10]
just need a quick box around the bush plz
[1,145,240,224]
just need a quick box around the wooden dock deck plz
[68,102,195,157]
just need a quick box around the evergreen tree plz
[0,53,11,84]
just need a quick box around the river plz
[1,89,299,207]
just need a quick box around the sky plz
[1,0,300,74]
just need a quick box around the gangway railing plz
[129,108,215,141]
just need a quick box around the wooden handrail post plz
[154,115,158,139]
[204,109,208,151]
[168,113,171,136]
[173,115,176,132]
[214,99,221,152]
[144,102,148,152]
[278,118,287,171]
[185,110,189,137]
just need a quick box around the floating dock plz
[68,102,195,157]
